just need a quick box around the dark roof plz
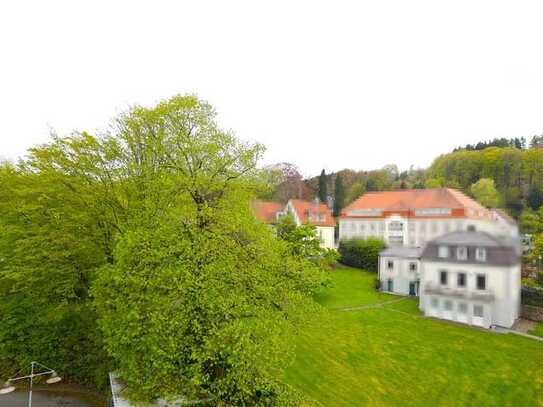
[429,231,519,248]
[380,247,423,259]
[422,231,521,265]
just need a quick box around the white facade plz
[379,253,421,296]
[339,217,516,247]
[316,225,336,249]
[285,200,336,249]
[420,261,521,328]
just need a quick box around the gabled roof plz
[380,246,423,259]
[492,208,517,226]
[251,200,284,224]
[342,188,490,219]
[427,230,519,248]
[289,199,336,227]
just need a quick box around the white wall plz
[420,261,520,328]
[379,256,421,296]
[340,217,517,247]
[317,226,335,249]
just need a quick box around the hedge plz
[338,237,386,272]
[522,286,543,308]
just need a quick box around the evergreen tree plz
[334,174,345,216]
[318,169,327,203]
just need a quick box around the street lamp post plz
[0,361,62,407]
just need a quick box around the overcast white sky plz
[1,1,543,177]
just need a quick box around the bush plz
[522,286,543,307]
[338,238,386,272]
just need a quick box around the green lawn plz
[285,265,543,406]
[529,322,543,338]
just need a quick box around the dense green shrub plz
[522,286,543,307]
[338,238,386,272]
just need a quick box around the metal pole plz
[28,362,33,407]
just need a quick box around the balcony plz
[423,283,495,302]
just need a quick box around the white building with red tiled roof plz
[285,199,336,249]
[252,199,336,249]
[339,188,517,247]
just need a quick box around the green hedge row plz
[338,238,386,272]
[522,286,543,307]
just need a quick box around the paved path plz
[336,297,407,312]
[492,326,543,342]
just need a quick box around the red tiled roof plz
[289,199,336,227]
[341,188,490,220]
[252,200,284,224]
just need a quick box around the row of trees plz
[0,95,328,405]
[282,145,543,225]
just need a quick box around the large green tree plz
[0,95,326,405]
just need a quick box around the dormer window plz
[475,248,486,262]
[456,246,467,261]
[438,246,449,258]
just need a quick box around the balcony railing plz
[423,283,495,302]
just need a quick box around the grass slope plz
[286,265,543,406]
[529,322,543,338]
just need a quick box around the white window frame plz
[431,297,439,308]
[473,304,484,318]
[476,274,486,291]
[458,302,468,314]
[440,270,448,286]
[475,247,487,262]
[456,246,467,260]
[387,260,394,270]
[457,272,467,288]
[438,245,449,258]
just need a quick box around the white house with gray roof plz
[419,231,521,329]
[379,231,521,329]
[379,247,423,296]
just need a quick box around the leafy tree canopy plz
[0,95,327,405]
[470,178,501,208]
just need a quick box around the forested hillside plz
[427,147,543,216]
[268,138,543,226]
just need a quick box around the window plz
[388,236,403,246]
[475,247,486,262]
[476,274,486,290]
[458,303,468,314]
[467,225,476,231]
[419,222,426,233]
[359,223,365,231]
[456,246,467,260]
[387,260,394,270]
[438,246,449,258]
[351,223,356,231]
[409,262,417,272]
[440,270,448,286]
[457,272,466,288]
[387,279,394,292]
[431,297,439,308]
[389,221,403,231]
[473,305,484,318]
[444,300,453,311]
